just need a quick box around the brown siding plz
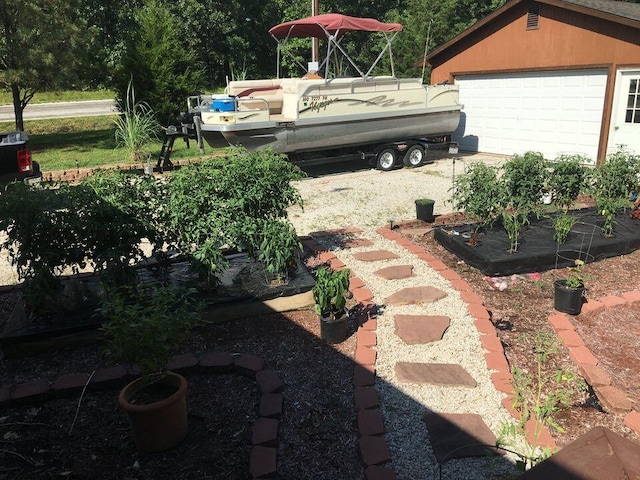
[430,2,640,83]
[429,1,640,161]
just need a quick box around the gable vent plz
[527,5,540,30]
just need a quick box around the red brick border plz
[547,291,640,430]
[1,351,284,479]
[309,228,397,477]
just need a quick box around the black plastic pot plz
[319,314,348,344]
[415,199,435,222]
[553,279,585,315]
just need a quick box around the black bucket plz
[553,279,585,315]
[319,316,348,344]
[415,199,435,222]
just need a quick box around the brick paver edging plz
[548,291,640,435]
[302,230,398,480]
[0,351,283,480]
[375,226,557,451]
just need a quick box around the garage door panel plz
[539,120,558,132]
[559,120,578,134]
[454,70,606,160]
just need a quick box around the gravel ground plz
[315,229,522,479]
[288,152,506,236]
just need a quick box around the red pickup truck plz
[0,131,40,185]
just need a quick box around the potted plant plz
[100,282,200,452]
[415,198,435,222]
[553,260,586,315]
[312,266,351,343]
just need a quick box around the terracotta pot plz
[118,371,188,452]
[553,279,585,315]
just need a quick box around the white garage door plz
[454,70,607,161]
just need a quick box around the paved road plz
[0,99,117,122]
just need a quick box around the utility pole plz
[311,0,319,63]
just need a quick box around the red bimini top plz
[269,13,403,39]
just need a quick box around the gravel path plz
[315,229,522,478]
[289,153,527,478]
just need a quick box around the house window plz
[626,79,639,123]
[527,5,540,30]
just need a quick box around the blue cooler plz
[213,97,236,112]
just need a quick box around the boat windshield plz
[268,13,403,79]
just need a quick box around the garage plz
[424,0,640,163]
[454,70,607,160]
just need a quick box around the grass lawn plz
[0,90,115,105]
[0,116,211,171]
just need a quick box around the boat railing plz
[236,97,270,112]
[297,76,423,97]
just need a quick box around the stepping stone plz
[344,237,374,248]
[353,250,400,262]
[518,426,640,480]
[395,363,476,387]
[373,265,415,280]
[386,286,447,306]
[423,412,502,462]
[395,315,450,344]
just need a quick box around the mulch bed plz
[410,224,640,446]
[0,297,363,479]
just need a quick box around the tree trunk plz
[11,84,24,131]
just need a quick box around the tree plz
[0,0,88,130]
[115,0,206,125]
[390,0,507,80]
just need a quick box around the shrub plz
[160,148,305,286]
[501,152,548,215]
[549,155,588,211]
[258,220,303,281]
[0,178,156,313]
[589,149,640,236]
[451,162,503,231]
[114,80,161,162]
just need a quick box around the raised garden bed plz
[434,207,640,276]
[1,253,315,357]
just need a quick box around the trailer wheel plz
[402,145,425,167]
[376,148,397,171]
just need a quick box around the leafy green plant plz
[588,149,640,236]
[497,152,550,252]
[450,162,503,232]
[502,152,549,217]
[499,331,586,472]
[114,79,160,162]
[100,283,201,383]
[0,179,155,313]
[501,210,529,253]
[312,267,351,321]
[552,212,575,244]
[565,259,585,289]
[549,155,588,212]
[160,148,305,287]
[258,220,302,281]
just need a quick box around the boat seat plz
[227,79,285,114]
